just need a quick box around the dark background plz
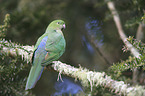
[0,0,144,95]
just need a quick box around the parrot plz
[25,20,66,90]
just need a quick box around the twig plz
[84,33,111,65]
[136,23,144,41]
[106,1,141,58]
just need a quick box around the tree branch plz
[136,23,144,41]
[106,1,141,58]
[106,1,143,85]
[0,40,145,96]
[0,39,33,63]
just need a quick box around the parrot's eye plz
[57,22,60,24]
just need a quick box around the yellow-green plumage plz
[25,20,66,90]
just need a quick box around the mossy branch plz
[0,39,33,63]
[0,40,145,96]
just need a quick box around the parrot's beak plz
[63,24,66,29]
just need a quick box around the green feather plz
[25,57,44,90]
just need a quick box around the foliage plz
[0,14,33,96]
[127,36,145,54]
[109,36,145,80]
[141,13,145,24]
[0,14,10,39]
[114,0,145,28]
[125,17,142,28]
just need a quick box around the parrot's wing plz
[31,34,48,64]
[41,52,59,66]
[41,31,65,66]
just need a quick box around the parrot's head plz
[48,20,65,30]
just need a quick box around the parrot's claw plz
[57,72,63,82]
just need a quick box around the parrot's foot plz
[52,61,63,82]
[57,72,63,82]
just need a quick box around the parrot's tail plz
[25,63,44,90]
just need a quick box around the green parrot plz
[25,20,66,90]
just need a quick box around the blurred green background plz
[0,0,144,95]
